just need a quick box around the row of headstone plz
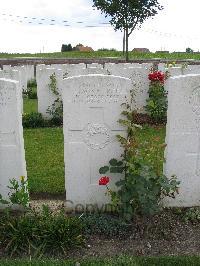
[158,63,200,76]
[1,70,200,208]
[36,63,152,118]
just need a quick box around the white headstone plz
[183,65,200,75]
[37,68,62,118]
[166,67,182,77]
[0,78,27,199]
[12,66,28,93]
[87,63,103,69]
[25,65,35,81]
[62,74,131,208]
[0,70,23,112]
[165,74,200,207]
[62,64,86,78]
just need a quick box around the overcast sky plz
[0,0,200,53]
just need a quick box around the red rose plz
[148,71,165,83]
[99,176,110,186]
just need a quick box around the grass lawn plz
[0,256,200,266]
[24,128,65,194]
[24,126,165,195]
[1,51,200,60]
[23,98,38,113]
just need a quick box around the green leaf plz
[99,166,109,174]
[116,179,126,187]
[117,161,123,166]
[109,158,118,166]
[110,167,124,174]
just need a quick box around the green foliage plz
[0,177,29,208]
[23,98,38,114]
[0,206,84,257]
[25,79,37,99]
[93,0,163,60]
[27,79,37,88]
[186,47,194,53]
[0,256,200,266]
[61,44,72,52]
[99,90,179,221]
[81,214,131,238]
[23,112,46,128]
[47,73,63,126]
[183,207,200,223]
[145,81,167,123]
[98,48,117,51]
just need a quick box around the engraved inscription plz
[189,86,200,117]
[0,88,13,107]
[189,87,200,175]
[84,123,110,150]
[0,131,16,146]
[73,82,121,103]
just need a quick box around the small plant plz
[46,73,63,126]
[0,205,84,257]
[145,71,167,123]
[99,90,179,221]
[81,213,131,238]
[24,79,37,99]
[0,176,29,208]
[23,112,46,128]
[183,207,200,223]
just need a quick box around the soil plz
[29,200,200,258]
[132,113,166,127]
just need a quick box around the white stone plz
[12,66,28,93]
[37,68,62,118]
[0,69,23,112]
[62,74,132,208]
[0,78,27,199]
[86,63,103,69]
[166,67,183,77]
[61,64,86,78]
[165,74,200,207]
[183,65,200,75]
[25,65,35,81]
[158,63,166,72]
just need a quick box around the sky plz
[0,0,200,53]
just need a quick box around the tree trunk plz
[123,28,125,55]
[125,26,129,62]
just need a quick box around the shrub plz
[145,71,167,124]
[27,79,37,88]
[0,177,29,208]
[25,79,37,99]
[0,206,84,257]
[23,112,46,128]
[99,90,179,221]
[46,73,63,125]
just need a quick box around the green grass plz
[23,98,38,113]
[24,126,165,195]
[1,256,200,266]
[1,51,200,60]
[24,128,65,194]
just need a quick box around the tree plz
[186,47,194,54]
[93,0,163,61]
[61,44,72,52]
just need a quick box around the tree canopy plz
[93,0,163,60]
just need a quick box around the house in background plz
[74,44,94,52]
[132,48,150,53]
